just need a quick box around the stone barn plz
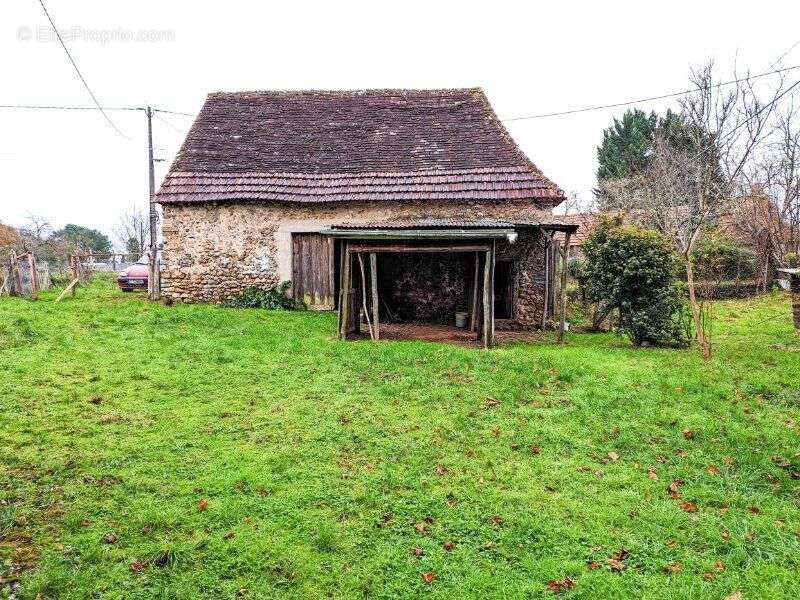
[154,88,576,345]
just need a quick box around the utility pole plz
[146,106,160,300]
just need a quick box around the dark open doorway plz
[494,260,513,319]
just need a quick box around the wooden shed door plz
[292,233,335,309]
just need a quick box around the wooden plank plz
[336,242,345,336]
[370,253,379,340]
[558,231,572,343]
[55,278,79,303]
[357,254,374,340]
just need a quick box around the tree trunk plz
[684,257,710,359]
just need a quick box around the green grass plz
[1,276,799,599]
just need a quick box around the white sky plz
[2,1,799,247]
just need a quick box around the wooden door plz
[292,233,335,309]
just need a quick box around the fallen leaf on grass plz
[484,397,500,408]
[715,560,726,571]
[703,571,716,581]
[680,501,698,513]
[411,547,424,557]
[724,593,742,600]
[748,506,761,514]
[667,479,683,499]
[606,548,629,572]
[664,563,682,574]
[197,498,209,512]
[413,522,428,534]
[89,396,103,405]
[547,577,575,594]
[682,429,695,440]
[607,451,619,462]
[606,558,625,572]
[259,489,269,497]
[530,445,541,455]
[723,456,734,466]
[443,540,456,551]
[80,519,93,527]
[721,530,730,541]
[421,572,437,584]
[771,456,790,468]
[141,523,154,534]
[223,531,235,540]
[129,560,147,573]
[490,515,504,525]
[587,561,600,570]
[706,464,720,475]
[101,533,118,544]
[434,464,449,476]
[647,467,658,480]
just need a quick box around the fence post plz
[28,253,38,300]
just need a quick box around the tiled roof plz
[155,89,564,206]
[553,213,599,244]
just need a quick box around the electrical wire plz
[501,64,800,122]
[35,0,130,138]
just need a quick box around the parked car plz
[117,256,148,292]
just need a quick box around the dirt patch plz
[352,322,545,347]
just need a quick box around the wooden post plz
[470,252,480,332]
[558,231,572,343]
[340,243,351,339]
[12,251,23,296]
[490,239,496,346]
[28,253,38,300]
[483,248,492,349]
[357,253,374,340]
[541,233,550,330]
[370,252,379,340]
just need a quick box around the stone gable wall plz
[160,200,552,327]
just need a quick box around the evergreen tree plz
[596,109,657,181]
[54,224,111,253]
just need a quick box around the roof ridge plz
[206,87,483,98]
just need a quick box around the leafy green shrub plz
[567,258,586,279]
[224,282,304,310]
[691,235,755,280]
[584,217,688,347]
[785,252,799,268]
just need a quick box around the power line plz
[0,104,143,111]
[153,108,196,118]
[35,0,129,137]
[501,63,800,123]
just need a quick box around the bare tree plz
[735,106,800,282]
[114,204,149,258]
[602,61,798,357]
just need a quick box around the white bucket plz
[455,311,469,328]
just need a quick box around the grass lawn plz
[1,276,799,599]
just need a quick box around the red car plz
[117,257,148,292]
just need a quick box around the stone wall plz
[160,200,552,327]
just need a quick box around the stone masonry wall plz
[160,200,551,326]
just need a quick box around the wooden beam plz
[558,231,572,343]
[347,243,491,254]
[336,242,345,337]
[483,249,492,349]
[370,253,379,340]
[340,242,351,339]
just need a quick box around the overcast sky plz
[2,1,799,247]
